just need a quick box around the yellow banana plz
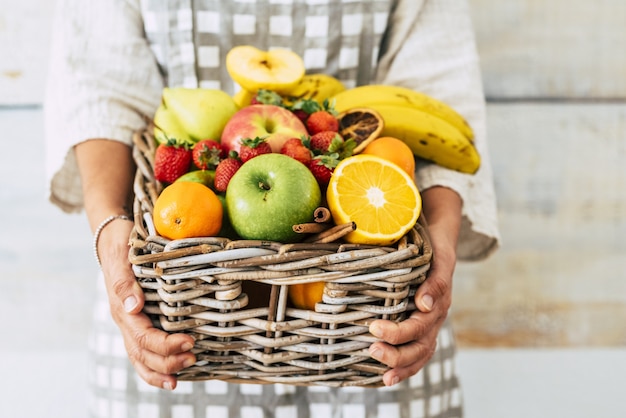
[232,74,345,108]
[331,85,474,142]
[282,73,346,106]
[232,88,255,108]
[372,104,480,174]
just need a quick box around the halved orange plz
[326,154,421,245]
[337,108,384,153]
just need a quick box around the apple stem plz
[259,181,271,191]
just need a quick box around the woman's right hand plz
[98,219,196,390]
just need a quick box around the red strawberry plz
[288,99,321,124]
[250,89,284,106]
[291,109,310,124]
[307,154,339,187]
[280,137,312,165]
[192,139,224,170]
[306,110,339,135]
[214,151,243,192]
[239,137,273,162]
[309,131,342,154]
[153,140,192,183]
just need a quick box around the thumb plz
[413,261,452,314]
[104,264,145,314]
[415,291,434,313]
[121,285,144,314]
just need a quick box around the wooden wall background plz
[454,0,626,347]
[1,0,625,350]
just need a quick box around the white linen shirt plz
[44,0,500,261]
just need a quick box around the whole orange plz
[288,282,325,310]
[361,136,415,179]
[153,181,223,240]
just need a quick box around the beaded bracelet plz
[93,214,132,267]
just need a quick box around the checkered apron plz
[87,1,464,417]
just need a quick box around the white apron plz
[87,1,463,416]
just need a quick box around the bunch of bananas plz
[330,85,480,174]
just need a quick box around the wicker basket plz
[128,129,432,387]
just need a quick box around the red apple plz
[221,104,309,153]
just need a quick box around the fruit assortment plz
[147,46,479,310]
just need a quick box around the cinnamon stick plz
[313,207,332,223]
[305,222,356,243]
[292,222,331,234]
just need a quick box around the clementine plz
[288,282,325,311]
[361,136,415,179]
[153,181,223,240]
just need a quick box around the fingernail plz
[388,376,400,386]
[181,342,194,351]
[369,346,382,361]
[124,296,138,312]
[370,322,383,338]
[163,381,173,391]
[421,294,433,312]
[183,357,196,368]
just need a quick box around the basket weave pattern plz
[129,130,433,387]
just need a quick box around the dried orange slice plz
[337,108,384,153]
[326,154,421,245]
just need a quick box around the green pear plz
[159,87,239,144]
[153,104,193,144]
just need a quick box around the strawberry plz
[309,131,356,159]
[250,89,284,106]
[153,139,192,183]
[309,131,342,154]
[306,110,339,135]
[214,151,243,192]
[239,137,273,162]
[192,139,224,170]
[289,98,321,124]
[291,108,310,124]
[307,154,339,187]
[280,137,312,165]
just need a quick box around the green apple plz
[175,169,216,188]
[216,194,240,240]
[226,153,321,242]
[154,87,239,144]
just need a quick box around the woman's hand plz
[98,219,196,390]
[76,139,195,390]
[368,186,462,386]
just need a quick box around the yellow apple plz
[226,46,305,94]
[154,87,239,144]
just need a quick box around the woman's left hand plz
[368,186,462,386]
